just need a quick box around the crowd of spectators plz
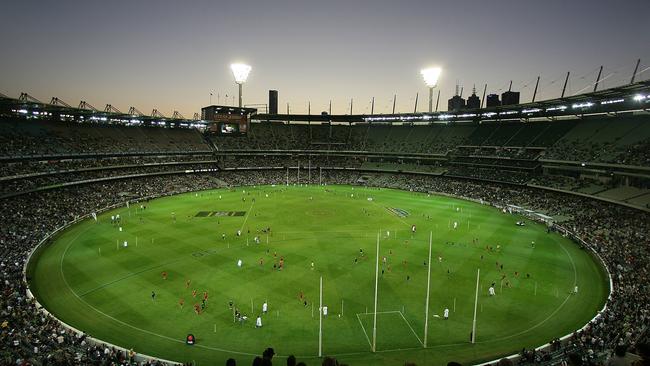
[1,115,649,365]
[0,163,222,196]
[0,118,210,157]
[444,166,532,184]
[0,154,215,178]
[614,139,650,167]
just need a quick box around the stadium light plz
[230,63,252,107]
[421,67,442,113]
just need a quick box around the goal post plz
[372,231,380,352]
[423,231,433,347]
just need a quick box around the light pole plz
[420,67,442,113]
[230,63,252,107]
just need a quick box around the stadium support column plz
[371,97,375,115]
[532,76,540,103]
[471,268,480,344]
[319,276,323,357]
[631,59,641,84]
[372,232,380,352]
[594,66,603,92]
[429,88,433,113]
[392,94,396,114]
[414,92,419,113]
[561,72,570,98]
[481,84,487,108]
[435,90,441,112]
[423,232,433,347]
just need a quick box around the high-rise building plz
[269,90,278,115]
[501,90,520,106]
[486,94,501,107]
[448,95,466,111]
[466,87,480,109]
[448,84,466,111]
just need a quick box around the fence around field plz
[22,184,614,366]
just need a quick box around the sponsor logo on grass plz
[386,207,410,218]
[195,211,245,217]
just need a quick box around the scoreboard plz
[201,105,257,135]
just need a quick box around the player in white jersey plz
[488,286,496,296]
[322,306,328,316]
[255,316,262,328]
[262,302,268,313]
[237,259,242,267]
[443,308,449,319]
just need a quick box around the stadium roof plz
[1,79,649,127]
[254,79,650,123]
[0,93,207,128]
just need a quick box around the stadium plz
[2,3,650,366]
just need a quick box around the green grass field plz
[28,185,609,365]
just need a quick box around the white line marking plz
[558,240,579,285]
[474,240,578,344]
[357,310,401,315]
[398,311,423,346]
[239,200,255,232]
[356,313,372,348]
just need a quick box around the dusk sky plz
[1,0,648,117]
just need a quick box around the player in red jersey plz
[192,289,197,298]
[161,271,168,280]
[179,298,185,308]
[185,279,191,288]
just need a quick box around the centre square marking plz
[195,211,246,217]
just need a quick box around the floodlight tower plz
[230,63,252,107]
[420,67,442,113]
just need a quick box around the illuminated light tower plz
[230,63,252,107]
[420,67,442,113]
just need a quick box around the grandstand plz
[1,80,650,366]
